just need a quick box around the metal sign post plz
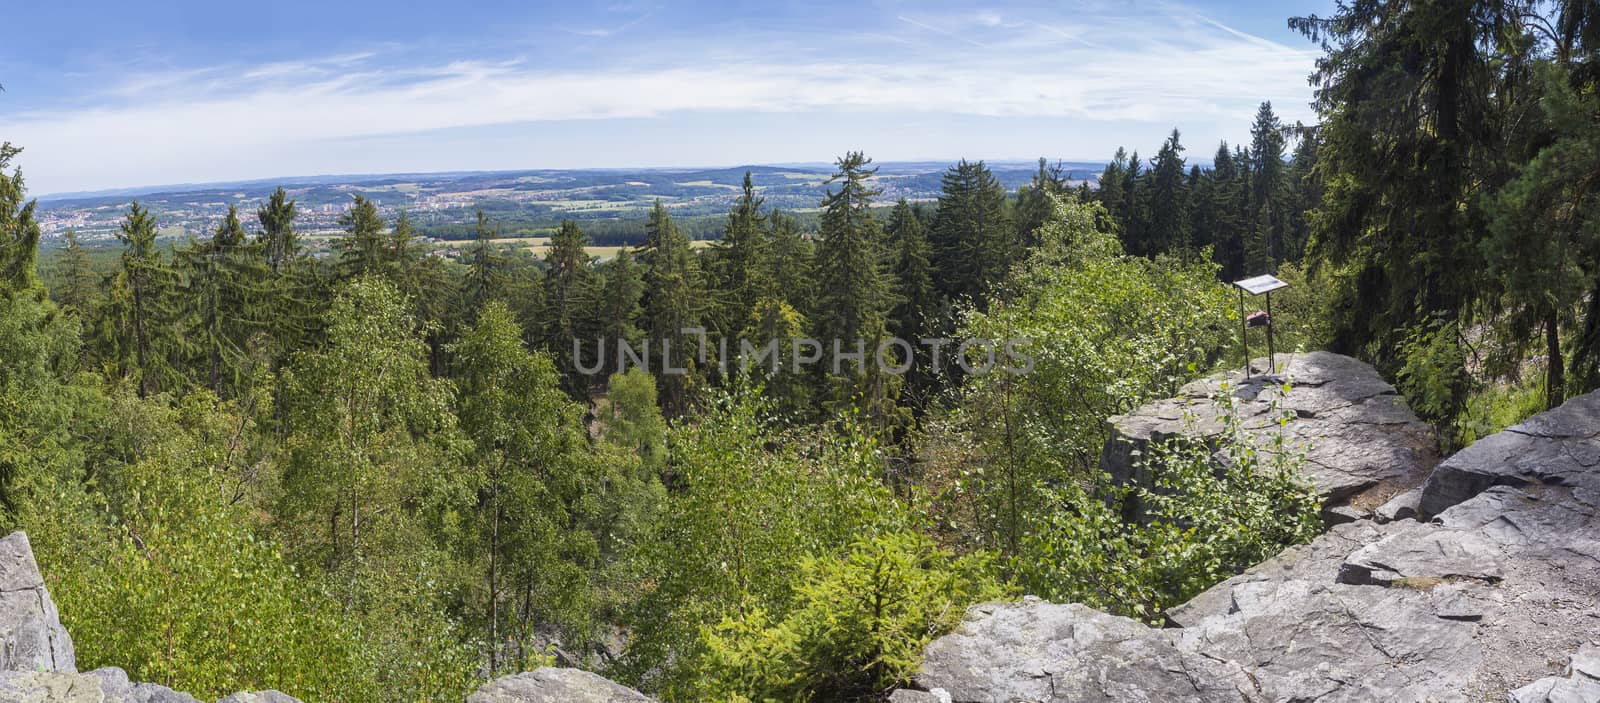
[1233,274,1289,379]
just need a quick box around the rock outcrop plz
[910,387,1600,702]
[0,532,75,673]
[0,668,199,703]
[466,668,653,703]
[1102,352,1438,517]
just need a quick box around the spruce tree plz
[462,210,503,314]
[767,210,815,319]
[814,152,890,348]
[335,194,387,280]
[709,171,771,336]
[541,219,592,383]
[54,229,99,315]
[177,204,263,396]
[1146,129,1191,257]
[258,186,299,275]
[1015,158,1066,249]
[108,201,179,397]
[0,143,40,292]
[929,159,1012,309]
[639,202,705,415]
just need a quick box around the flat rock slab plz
[467,668,653,703]
[1103,352,1438,514]
[916,390,1600,703]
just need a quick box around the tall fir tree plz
[1146,129,1192,257]
[929,160,1013,310]
[708,171,771,336]
[639,202,705,416]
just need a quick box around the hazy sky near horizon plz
[1,0,1335,195]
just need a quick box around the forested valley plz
[1,1,1598,701]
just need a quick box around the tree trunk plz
[1547,309,1565,410]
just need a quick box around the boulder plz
[1102,352,1437,516]
[1419,390,1600,518]
[1374,487,1421,523]
[0,532,75,672]
[887,689,952,703]
[467,668,653,703]
[0,668,198,703]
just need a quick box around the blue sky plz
[0,0,1335,195]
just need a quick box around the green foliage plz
[1394,318,1474,444]
[22,391,377,701]
[944,195,1232,550]
[1456,374,1547,448]
[695,533,1007,703]
[618,390,915,697]
[1013,392,1321,619]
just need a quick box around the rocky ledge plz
[905,381,1600,702]
[1102,351,1440,519]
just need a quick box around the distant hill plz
[33,161,1105,246]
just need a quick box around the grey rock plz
[1571,644,1600,681]
[1510,644,1600,703]
[214,692,301,703]
[0,532,75,672]
[914,598,1256,703]
[0,668,200,703]
[467,668,652,703]
[1336,521,1504,586]
[888,689,952,703]
[1103,352,1438,515]
[1374,487,1421,523]
[80,668,199,703]
[1419,391,1600,519]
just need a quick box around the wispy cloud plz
[2,3,1320,193]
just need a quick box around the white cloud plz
[2,5,1319,193]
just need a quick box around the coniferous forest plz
[1,1,1598,701]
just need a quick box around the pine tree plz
[1118,151,1149,256]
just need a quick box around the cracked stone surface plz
[913,389,1600,703]
[1102,352,1438,515]
[0,532,74,673]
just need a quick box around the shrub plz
[693,532,1008,702]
